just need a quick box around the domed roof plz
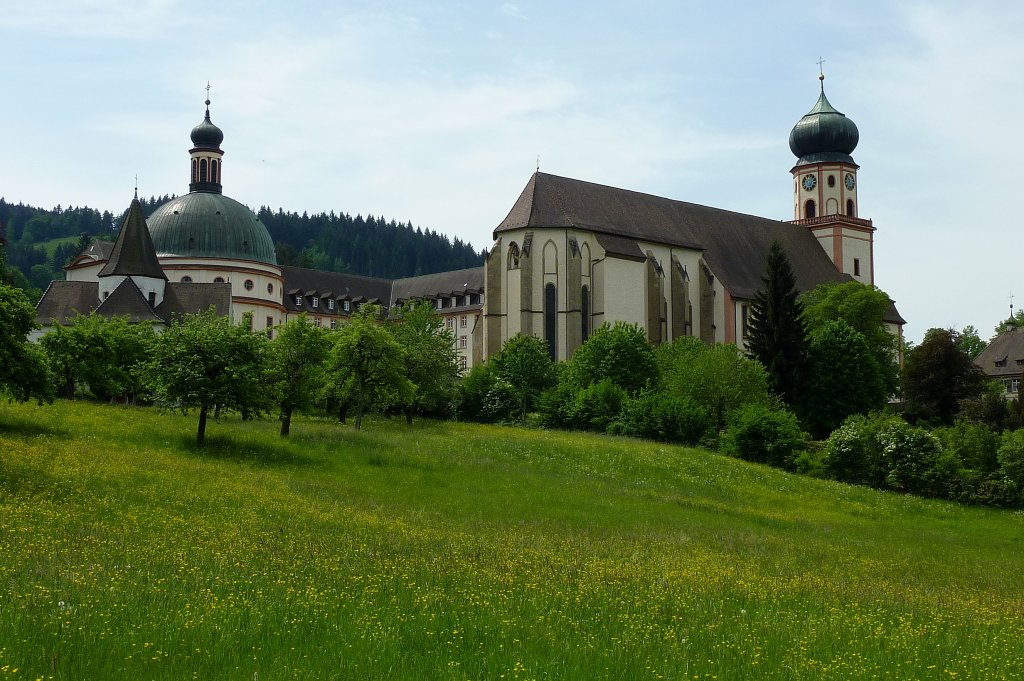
[148,192,277,265]
[789,85,859,166]
[190,101,224,149]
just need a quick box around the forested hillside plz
[0,196,485,299]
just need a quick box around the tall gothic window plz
[544,283,557,360]
[581,285,590,343]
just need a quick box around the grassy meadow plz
[1,400,1023,680]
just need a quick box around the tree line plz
[0,196,485,301]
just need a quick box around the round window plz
[827,175,836,188]
[181,275,193,283]
[244,279,254,291]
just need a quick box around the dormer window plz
[294,295,303,306]
[312,297,319,309]
[327,299,335,311]
[343,300,351,312]
[995,357,1008,368]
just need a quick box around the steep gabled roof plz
[95,278,164,323]
[98,197,166,280]
[975,327,1024,378]
[35,281,100,325]
[156,282,232,321]
[494,172,854,301]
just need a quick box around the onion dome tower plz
[789,70,874,285]
[145,88,284,334]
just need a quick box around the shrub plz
[566,322,658,395]
[612,391,712,445]
[997,429,1024,489]
[537,380,577,429]
[569,379,626,432]
[933,422,1000,474]
[823,413,899,487]
[877,420,943,496]
[719,404,807,469]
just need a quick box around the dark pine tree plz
[746,241,808,406]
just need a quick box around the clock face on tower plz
[845,173,856,190]
[802,174,817,191]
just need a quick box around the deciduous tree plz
[324,305,413,430]
[149,310,271,444]
[902,328,986,426]
[389,301,459,421]
[0,282,52,403]
[491,334,556,423]
[269,315,330,436]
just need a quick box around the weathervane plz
[134,174,138,199]
[536,154,540,173]
[1011,292,1015,319]
[817,56,826,89]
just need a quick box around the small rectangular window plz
[294,295,302,306]
[1013,379,1021,393]
[327,299,335,311]
[460,315,467,328]
[740,303,751,339]
[330,319,337,330]
[343,300,351,312]
[459,356,467,370]
[314,318,321,327]
[460,336,467,349]
[853,258,861,277]
[312,297,319,309]
[446,318,454,329]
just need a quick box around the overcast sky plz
[1,1,1020,344]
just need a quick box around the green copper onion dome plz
[148,193,277,265]
[789,79,859,166]
[190,100,224,149]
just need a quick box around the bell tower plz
[789,69,875,285]
[189,83,225,194]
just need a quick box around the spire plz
[98,196,166,280]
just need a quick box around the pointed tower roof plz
[98,195,167,280]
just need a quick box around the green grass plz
[2,401,1023,680]
[35,237,79,259]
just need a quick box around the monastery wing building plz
[36,77,903,369]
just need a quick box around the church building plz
[482,75,903,361]
[35,75,902,368]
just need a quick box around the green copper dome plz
[789,87,859,166]
[147,192,277,265]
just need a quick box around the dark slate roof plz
[280,265,393,312]
[493,172,901,322]
[156,282,232,320]
[95,278,163,323]
[392,267,485,302]
[98,197,167,279]
[595,233,648,261]
[36,281,99,325]
[975,328,1024,378]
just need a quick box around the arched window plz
[507,242,520,269]
[581,285,590,343]
[213,277,225,283]
[191,159,198,183]
[199,158,208,182]
[188,237,195,250]
[210,160,219,184]
[805,199,816,219]
[181,275,192,283]
[846,199,855,217]
[544,283,557,360]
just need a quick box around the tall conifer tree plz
[746,241,807,405]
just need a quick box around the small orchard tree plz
[746,241,807,406]
[389,300,459,422]
[269,315,330,436]
[324,305,413,430]
[0,281,52,403]
[149,310,271,444]
[491,334,556,422]
[40,314,155,401]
